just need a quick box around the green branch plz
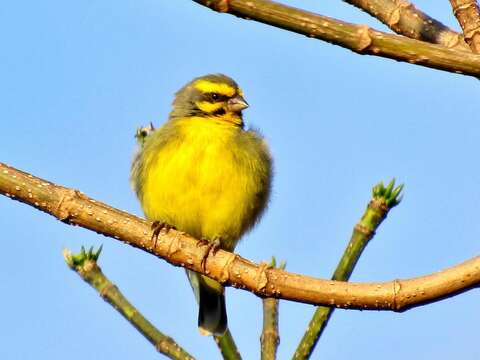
[292,180,403,360]
[261,258,285,360]
[214,330,242,360]
[64,246,195,360]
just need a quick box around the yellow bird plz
[131,74,272,335]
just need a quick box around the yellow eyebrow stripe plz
[196,101,224,113]
[194,80,236,97]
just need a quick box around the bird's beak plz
[227,95,249,112]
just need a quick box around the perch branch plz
[1,162,479,310]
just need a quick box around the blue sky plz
[1,1,479,359]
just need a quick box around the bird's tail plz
[187,270,227,336]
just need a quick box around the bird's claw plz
[151,221,176,250]
[200,238,222,272]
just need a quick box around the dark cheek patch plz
[213,108,226,116]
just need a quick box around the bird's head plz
[169,74,249,127]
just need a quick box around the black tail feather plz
[198,278,227,336]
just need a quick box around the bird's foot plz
[151,221,176,250]
[200,237,222,272]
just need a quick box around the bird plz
[131,74,272,336]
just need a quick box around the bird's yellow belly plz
[141,128,264,250]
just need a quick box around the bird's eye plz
[211,93,219,100]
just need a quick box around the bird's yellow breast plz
[133,117,271,250]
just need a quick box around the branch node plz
[219,251,237,284]
[255,262,269,295]
[55,189,81,222]
[354,223,374,237]
[204,0,230,12]
[166,231,182,258]
[452,2,476,16]
[464,26,480,41]
[100,282,117,299]
[388,8,401,27]
[370,198,389,213]
[393,279,402,311]
[355,25,373,52]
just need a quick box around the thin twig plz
[1,162,480,310]
[449,0,480,52]
[192,0,480,77]
[342,0,470,51]
[261,298,280,360]
[292,180,402,360]
[261,258,285,360]
[64,246,195,360]
[214,330,242,360]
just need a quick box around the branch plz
[214,330,242,360]
[342,0,470,51]
[260,258,284,360]
[192,0,480,78]
[1,161,479,310]
[449,0,480,52]
[293,180,402,360]
[64,246,195,360]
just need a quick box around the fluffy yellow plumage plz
[131,74,272,335]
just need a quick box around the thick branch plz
[192,0,480,77]
[343,0,470,51]
[1,162,479,310]
[450,0,480,52]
